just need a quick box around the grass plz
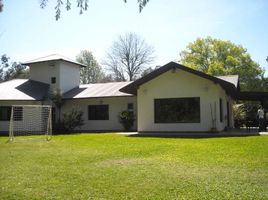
[0,134,267,199]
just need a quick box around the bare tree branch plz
[124,0,149,12]
[39,0,149,20]
[103,32,154,81]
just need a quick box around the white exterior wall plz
[59,62,80,93]
[137,69,234,132]
[30,61,80,94]
[0,100,42,132]
[62,96,137,131]
[217,86,234,131]
[30,62,60,92]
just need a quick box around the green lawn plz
[0,134,267,200]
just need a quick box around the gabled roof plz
[22,54,86,67]
[216,75,239,89]
[63,81,133,99]
[0,79,49,100]
[120,62,238,97]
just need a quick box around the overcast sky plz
[1,0,267,75]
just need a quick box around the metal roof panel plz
[63,81,134,99]
[0,79,49,100]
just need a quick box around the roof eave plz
[120,62,238,97]
[22,59,86,68]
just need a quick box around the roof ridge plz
[80,81,133,86]
[0,78,28,84]
[22,54,86,67]
[25,53,73,62]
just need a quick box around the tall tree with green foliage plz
[0,54,29,82]
[0,0,3,12]
[76,50,105,84]
[179,37,266,91]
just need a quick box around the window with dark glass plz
[219,98,223,122]
[127,103,133,110]
[154,97,200,123]
[0,106,11,121]
[88,105,109,120]
[127,103,134,116]
[51,77,56,84]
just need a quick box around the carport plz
[235,91,268,131]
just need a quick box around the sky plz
[1,0,268,76]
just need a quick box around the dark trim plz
[119,62,238,97]
[63,95,134,100]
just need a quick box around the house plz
[0,54,241,134]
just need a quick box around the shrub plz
[233,104,246,128]
[118,110,135,131]
[233,102,260,128]
[62,108,84,133]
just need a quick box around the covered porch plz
[235,91,268,131]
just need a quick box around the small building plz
[0,54,243,133]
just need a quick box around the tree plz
[3,62,29,81]
[0,54,29,82]
[99,74,115,83]
[140,65,161,77]
[0,0,3,12]
[0,54,9,81]
[76,50,105,84]
[179,37,265,91]
[50,89,65,132]
[39,0,149,20]
[140,67,154,77]
[103,32,155,81]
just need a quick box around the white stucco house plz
[0,54,241,134]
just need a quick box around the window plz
[88,105,109,120]
[127,103,133,111]
[0,106,11,121]
[0,106,23,121]
[154,98,200,123]
[219,98,223,122]
[127,103,134,116]
[51,77,56,84]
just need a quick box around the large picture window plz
[154,97,200,123]
[88,105,109,120]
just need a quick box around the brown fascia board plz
[119,62,238,97]
[22,59,86,68]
